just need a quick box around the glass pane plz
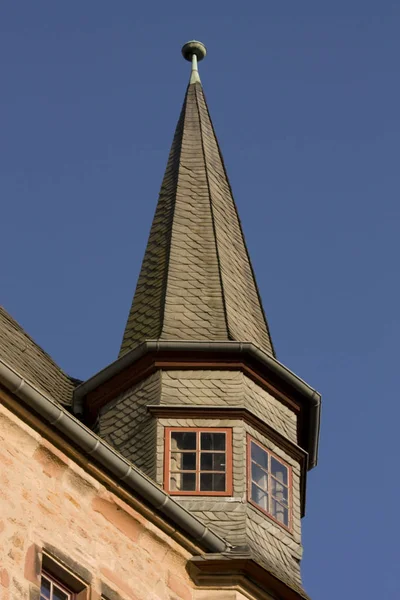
[200,452,225,472]
[271,498,289,527]
[200,473,226,492]
[250,442,268,470]
[251,483,268,511]
[201,432,225,451]
[53,585,69,600]
[271,456,288,485]
[181,452,196,470]
[251,463,268,491]
[40,576,51,599]
[170,452,196,471]
[170,472,196,491]
[271,478,288,505]
[171,431,196,451]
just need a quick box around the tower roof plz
[120,42,274,358]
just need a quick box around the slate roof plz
[0,307,75,406]
[119,79,275,358]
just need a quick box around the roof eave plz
[73,340,321,469]
[0,357,227,554]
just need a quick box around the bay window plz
[248,436,291,529]
[164,427,232,496]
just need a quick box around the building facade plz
[0,42,321,600]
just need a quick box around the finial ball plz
[181,40,207,62]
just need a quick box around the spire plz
[119,42,274,358]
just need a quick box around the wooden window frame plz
[40,571,75,600]
[40,553,88,600]
[247,435,292,532]
[164,427,233,496]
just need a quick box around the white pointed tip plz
[181,41,206,84]
[190,54,201,84]
[190,71,201,84]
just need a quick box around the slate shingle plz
[0,307,75,406]
[119,81,274,357]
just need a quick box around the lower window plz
[164,427,232,496]
[40,573,73,600]
[40,553,88,600]
[248,436,291,529]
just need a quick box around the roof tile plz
[119,80,274,357]
[0,307,75,406]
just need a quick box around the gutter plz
[74,340,321,468]
[0,358,227,554]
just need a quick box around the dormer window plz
[164,427,232,496]
[248,436,291,529]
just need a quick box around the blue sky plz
[1,2,399,598]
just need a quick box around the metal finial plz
[181,40,207,84]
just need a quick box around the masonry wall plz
[0,400,262,600]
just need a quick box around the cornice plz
[189,554,310,600]
[74,340,320,470]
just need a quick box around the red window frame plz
[247,435,292,532]
[164,427,233,496]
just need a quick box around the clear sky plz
[1,2,399,598]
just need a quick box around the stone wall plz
[0,400,260,600]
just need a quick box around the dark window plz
[40,554,88,600]
[40,573,73,600]
[165,428,232,496]
[248,437,291,529]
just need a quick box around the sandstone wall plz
[0,400,261,600]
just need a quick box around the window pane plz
[250,442,268,470]
[271,456,288,485]
[201,432,225,451]
[271,498,289,527]
[171,431,196,451]
[53,586,69,600]
[251,483,268,511]
[170,472,196,491]
[170,452,196,471]
[271,478,288,505]
[40,576,51,599]
[200,452,225,472]
[251,463,268,491]
[200,473,225,492]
